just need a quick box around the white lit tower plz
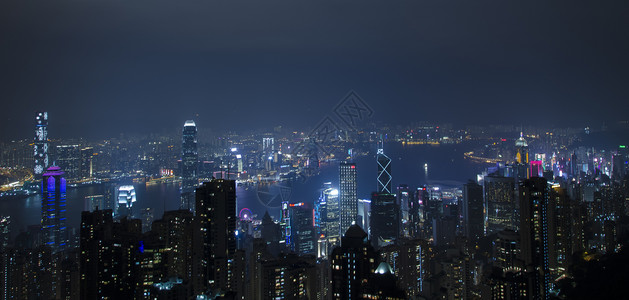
[34,111,49,175]
[117,185,136,218]
[376,139,392,194]
[181,120,198,212]
[339,162,357,237]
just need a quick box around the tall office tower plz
[370,192,399,247]
[515,132,529,165]
[79,147,94,179]
[289,202,316,256]
[408,188,425,239]
[484,175,517,234]
[196,179,237,294]
[116,185,136,218]
[41,166,68,252]
[181,120,198,212]
[34,111,49,175]
[330,225,378,300]
[462,180,484,240]
[377,140,392,193]
[548,185,572,275]
[515,132,530,181]
[55,145,80,180]
[419,186,440,239]
[262,137,274,153]
[357,199,371,234]
[339,162,357,237]
[397,184,411,238]
[317,183,341,247]
[570,152,578,178]
[519,177,551,300]
[80,209,142,299]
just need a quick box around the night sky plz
[1,0,628,139]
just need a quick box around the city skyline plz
[2,1,629,298]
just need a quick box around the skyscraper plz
[196,178,237,293]
[397,184,411,238]
[515,132,529,165]
[181,120,198,212]
[462,180,484,240]
[376,140,392,194]
[289,202,316,256]
[339,162,357,236]
[370,192,399,247]
[484,175,517,234]
[41,166,67,252]
[79,147,94,179]
[34,111,49,175]
[54,145,80,180]
[519,177,550,300]
[515,132,530,181]
[116,185,136,218]
[317,183,341,248]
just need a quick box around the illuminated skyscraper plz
[289,202,315,256]
[41,166,67,252]
[519,177,550,300]
[397,184,411,238]
[34,111,49,175]
[377,140,392,194]
[317,183,340,247]
[80,147,94,179]
[339,162,357,236]
[181,120,198,212]
[515,132,530,181]
[515,132,529,165]
[116,185,136,218]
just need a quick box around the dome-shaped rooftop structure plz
[515,132,528,147]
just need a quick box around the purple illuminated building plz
[41,166,68,252]
[530,161,543,178]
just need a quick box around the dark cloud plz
[1,0,628,139]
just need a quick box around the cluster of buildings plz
[0,113,628,299]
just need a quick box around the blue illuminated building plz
[41,166,67,252]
